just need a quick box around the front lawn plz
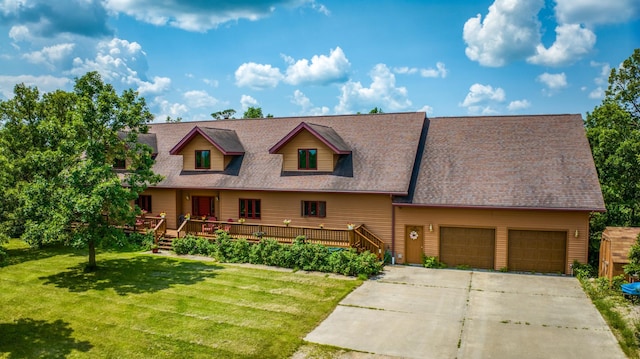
[0,240,361,358]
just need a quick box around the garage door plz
[508,230,566,273]
[440,227,495,269]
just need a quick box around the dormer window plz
[113,158,126,169]
[298,149,317,170]
[195,150,211,169]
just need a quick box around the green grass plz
[0,240,361,358]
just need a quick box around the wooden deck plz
[136,217,386,259]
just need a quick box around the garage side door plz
[440,227,495,269]
[508,230,566,273]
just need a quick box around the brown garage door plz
[440,227,495,269]
[508,230,566,273]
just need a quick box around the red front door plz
[192,196,214,218]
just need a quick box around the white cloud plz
[240,94,258,109]
[136,76,171,95]
[0,74,71,99]
[22,43,76,69]
[527,24,596,66]
[554,0,640,25]
[463,0,544,67]
[587,61,610,100]
[291,89,330,116]
[8,25,30,42]
[507,99,531,111]
[536,72,567,89]
[183,90,218,108]
[417,105,433,116]
[70,38,148,84]
[153,96,188,121]
[336,64,411,114]
[235,62,283,89]
[283,47,350,86]
[203,78,219,87]
[589,88,604,100]
[393,62,447,78]
[460,83,506,107]
[103,0,329,32]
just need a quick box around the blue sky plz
[0,0,638,121]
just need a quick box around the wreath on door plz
[409,230,419,240]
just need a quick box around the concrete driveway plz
[305,266,625,359]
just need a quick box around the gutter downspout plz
[391,195,396,265]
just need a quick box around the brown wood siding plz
[394,206,589,274]
[138,188,177,228]
[219,190,392,246]
[277,130,334,172]
[508,230,566,273]
[440,227,495,269]
[178,134,225,171]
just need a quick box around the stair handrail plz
[152,218,166,245]
[353,224,385,260]
[176,219,188,238]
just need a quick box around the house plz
[135,112,604,274]
[599,227,640,281]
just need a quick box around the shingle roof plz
[269,122,351,154]
[410,114,605,211]
[169,126,245,155]
[149,112,426,194]
[118,132,158,155]
[603,227,640,264]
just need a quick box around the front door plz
[192,196,214,218]
[405,225,424,264]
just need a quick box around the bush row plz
[172,233,383,277]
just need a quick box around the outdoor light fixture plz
[429,224,433,232]
[574,229,579,238]
[186,195,190,201]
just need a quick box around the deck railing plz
[353,225,386,259]
[133,216,166,244]
[181,220,353,248]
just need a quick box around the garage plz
[508,230,566,273]
[440,227,495,269]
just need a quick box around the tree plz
[211,109,236,120]
[369,107,384,114]
[586,48,640,266]
[243,107,263,119]
[0,72,162,270]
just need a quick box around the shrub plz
[572,260,596,280]
[172,235,197,255]
[423,255,447,269]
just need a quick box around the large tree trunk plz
[86,238,97,271]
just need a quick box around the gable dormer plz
[114,131,158,170]
[269,122,351,173]
[169,126,244,172]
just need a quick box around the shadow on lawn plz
[39,255,222,295]
[3,244,84,267]
[0,318,92,358]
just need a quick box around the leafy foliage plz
[0,72,162,270]
[586,49,640,266]
[623,233,640,276]
[172,234,383,277]
[572,260,596,280]
[423,255,447,269]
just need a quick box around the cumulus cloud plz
[0,0,112,39]
[22,43,76,69]
[183,90,219,108]
[587,61,610,100]
[554,0,640,25]
[153,96,188,121]
[291,89,330,116]
[463,0,544,67]
[235,62,283,89]
[417,105,433,116]
[236,47,351,89]
[507,99,531,111]
[240,94,258,109]
[461,83,506,107]
[335,64,411,114]
[393,62,447,78]
[283,47,350,85]
[103,0,328,32]
[536,72,567,90]
[527,24,596,66]
[0,75,71,99]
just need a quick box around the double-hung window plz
[239,199,261,219]
[298,149,317,170]
[195,150,211,169]
[301,201,326,218]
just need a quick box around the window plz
[195,150,211,169]
[301,201,326,218]
[239,199,261,219]
[136,195,152,213]
[298,149,317,170]
[113,158,126,169]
